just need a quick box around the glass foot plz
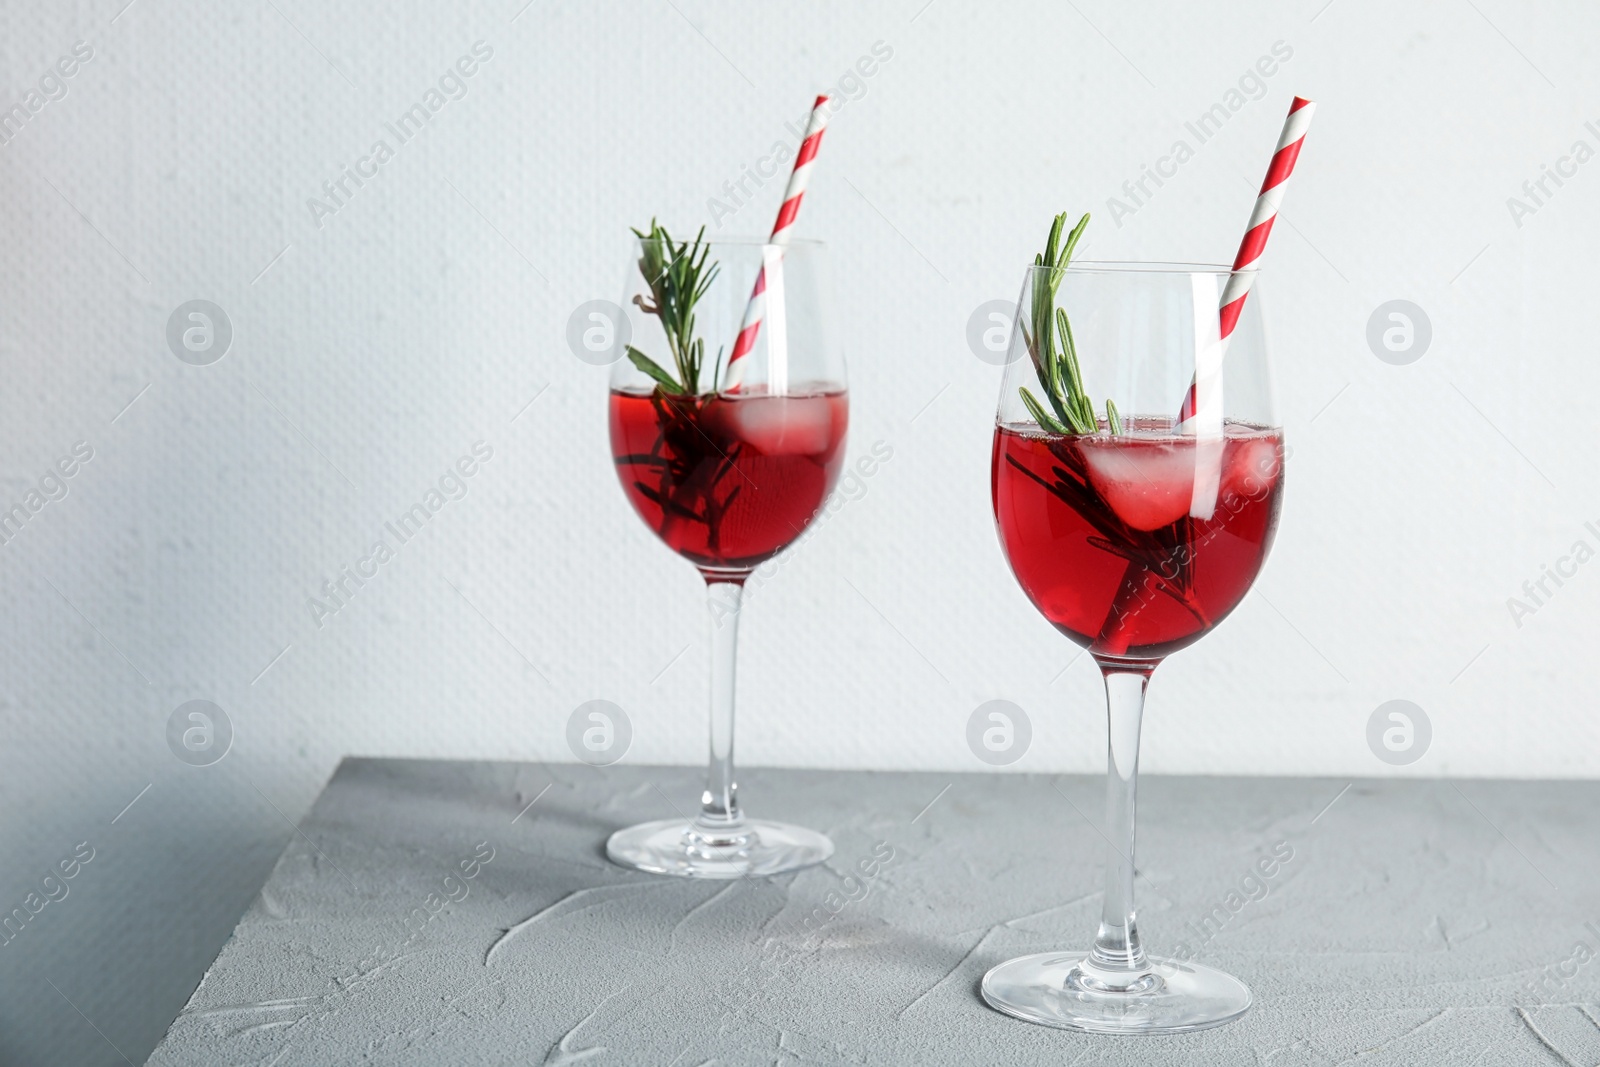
[605,818,833,879]
[981,952,1251,1035]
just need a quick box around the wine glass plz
[606,231,847,878]
[983,261,1283,1032]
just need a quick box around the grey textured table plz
[147,760,1600,1065]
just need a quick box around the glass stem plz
[696,580,745,840]
[1087,664,1154,984]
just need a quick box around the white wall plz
[0,0,1595,1061]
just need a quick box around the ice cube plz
[1081,440,1196,532]
[728,395,835,455]
[1221,436,1282,500]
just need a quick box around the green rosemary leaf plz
[1055,308,1080,395]
[627,346,686,394]
[1020,387,1070,435]
[689,337,705,394]
[1062,212,1090,263]
[1044,313,1061,403]
[1050,391,1079,432]
[1055,307,1095,433]
[1106,398,1123,434]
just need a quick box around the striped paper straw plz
[722,94,832,391]
[1178,95,1316,424]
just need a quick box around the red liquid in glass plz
[611,386,848,575]
[992,418,1283,662]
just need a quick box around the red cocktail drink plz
[611,386,848,575]
[992,417,1283,662]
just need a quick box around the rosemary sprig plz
[1019,211,1118,435]
[626,219,723,396]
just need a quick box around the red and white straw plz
[1178,95,1316,423]
[722,94,832,391]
